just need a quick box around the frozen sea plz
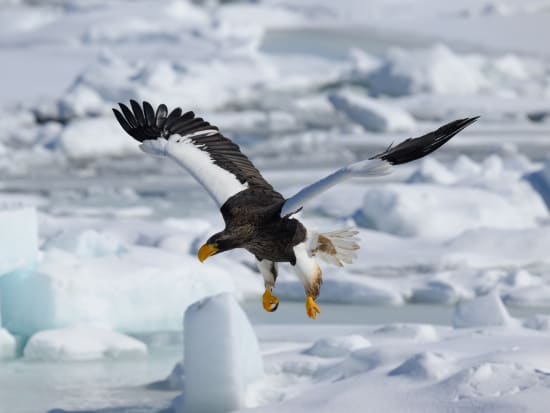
[1,0,550,412]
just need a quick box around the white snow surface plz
[453,291,515,328]
[60,117,141,161]
[23,325,147,361]
[304,334,371,358]
[180,293,263,413]
[357,180,546,238]
[366,45,490,97]
[241,314,550,413]
[328,89,416,132]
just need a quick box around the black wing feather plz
[370,117,479,165]
[143,101,156,126]
[112,108,133,134]
[119,103,138,128]
[155,104,168,128]
[113,101,275,191]
[130,100,146,126]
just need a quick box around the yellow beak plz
[197,243,219,263]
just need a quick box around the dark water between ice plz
[243,301,550,325]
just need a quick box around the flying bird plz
[113,100,478,319]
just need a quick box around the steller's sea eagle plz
[113,100,478,319]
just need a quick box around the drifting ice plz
[0,242,236,335]
[178,293,263,413]
[23,325,147,361]
[329,89,416,133]
[0,204,38,275]
[453,291,513,328]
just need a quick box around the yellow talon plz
[306,296,321,320]
[262,289,279,312]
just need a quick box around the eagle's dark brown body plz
[219,188,307,265]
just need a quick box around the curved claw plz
[262,290,279,313]
[306,296,321,320]
[266,301,279,312]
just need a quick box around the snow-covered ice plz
[366,45,489,97]
[328,89,416,132]
[240,312,550,413]
[179,293,263,413]
[356,180,546,238]
[453,292,514,328]
[304,335,371,358]
[0,238,251,335]
[60,117,141,161]
[23,325,147,361]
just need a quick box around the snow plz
[328,89,416,132]
[356,180,546,238]
[388,351,452,380]
[43,228,127,258]
[60,117,141,161]
[0,204,38,275]
[523,315,550,332]
[23,325,147,361]
[366,45,489,97]
[304,335,371,358]
[242,318,550,413]
[180,293,263,413]
[453,292,513,328]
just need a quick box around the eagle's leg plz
[306,296,321,320]
[257,259,279,312]
[292,243,323,320]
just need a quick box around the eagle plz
[113,100,478,319]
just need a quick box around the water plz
[0,349,180,413]
[244,301,550,325]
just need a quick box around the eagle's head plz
[197,231,240,262]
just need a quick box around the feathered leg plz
[257,259,279,312]
[292,243,322,320]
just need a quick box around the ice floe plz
[453,291,514,328]
[0,204,38,275]
[178,293,263,413]
[23,325,147,361]
[329,88,416,132]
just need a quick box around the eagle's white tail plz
[308,228,360,267]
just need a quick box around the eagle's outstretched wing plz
[113,100,275,207]
[280,117,479,217]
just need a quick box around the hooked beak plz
[198,243,219,263]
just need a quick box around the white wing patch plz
[281,158,391,217]
[114,101,269,208]
[139,129,248,206]
[139,138,168,157]
[166,135,248,207]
